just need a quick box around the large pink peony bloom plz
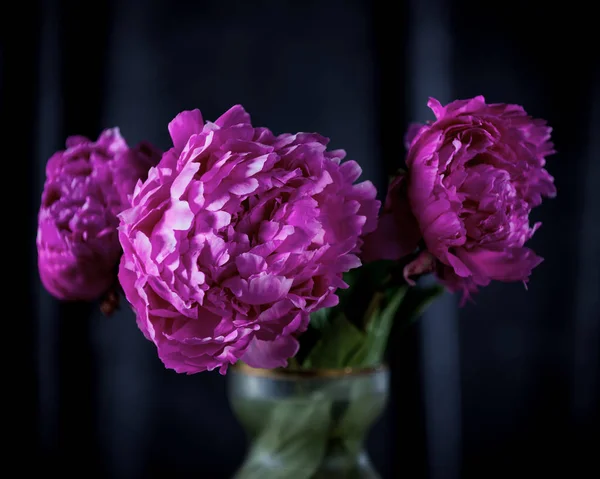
[117,105,379,374]
[367,96,556,301]
[37,129,162,301]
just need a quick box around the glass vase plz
[227,363,389,479]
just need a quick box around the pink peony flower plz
[367,96,556,302]
[37,129,162,302]
[361,174,421,263]
[117,105,379,374]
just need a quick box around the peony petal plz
[334,254,361,272]
[258,221,280,242]
[229,178,259,196]
[446,252,472,277]
[404,122,425,149]
[214,105,251,128]
[456,247,543,283]
[161,200,194,231]
[236,252,267,278]
[240,275,294,305]
[171,161,200,199]
[168,109,204,151]
[241,335,299,369]
[233,153,272,178]
[362,172,422,263]
[65,135,90,148]
[339,160,362,183]
[363,213,420,263]
[257,300,295,323]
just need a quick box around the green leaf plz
[336,377,389,459]
[233,394,332,479]
[336,267,362,304]
[347,285,409,367]
[302,261,394,340]
[336,259,396,329]
[309,306,332,332]
[299,269,444,371]
[301,314,367,369]
[296,306,342,365]
[395,282,445,331]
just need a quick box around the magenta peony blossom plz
[368,96,556,302]
[117,105,379,374]
[361,174,421,263]
[37,129,162,302]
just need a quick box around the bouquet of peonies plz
[38,96,556,373]
[37,96,556,478]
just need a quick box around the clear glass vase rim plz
[231,362,388,380]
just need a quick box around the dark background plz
[5,0,598,478]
